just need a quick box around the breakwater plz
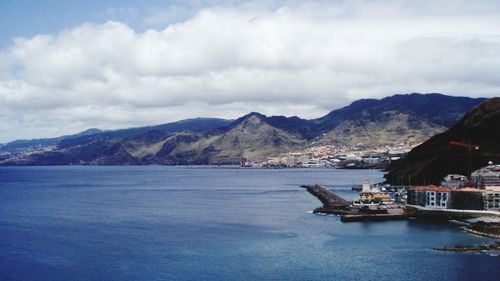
[301,184,409,221]
[300,184,350,214]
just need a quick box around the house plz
[296,155,310,166]
[451,188,484,210]
[441,174,468,189]
[483,186,500,211]
[408,184,500,211]
[285,156,297,167]
[407,186,452,209]
[471,163,500,188]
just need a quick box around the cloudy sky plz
[1,0,499,142]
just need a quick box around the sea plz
[0,166,498,281]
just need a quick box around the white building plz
[285,156,297,167]
[408,186,452,209]
[363,157,381,165]
[425,188,452,208]
[472,163,500,188]
[296,155,309,166]
[345,154,362,162]
[483,186,500,211]
[441,174,468,189]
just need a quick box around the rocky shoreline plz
[463,221,500,239]
[434,242,500,253]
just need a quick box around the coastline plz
[302,183,500,242]
[463,221,500,239]
[434,242,500,253]
[463,228,500,239]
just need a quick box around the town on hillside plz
[241,143,411,169]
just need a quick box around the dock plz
[301,184,349,208]
[341,211,408,222]
[406,205,500,220]
[301,184,410,222]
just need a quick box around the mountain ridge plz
[0,93,486,165]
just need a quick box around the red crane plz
[449,141,479,150]
[449,140,479,182]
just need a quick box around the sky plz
[1,0,500,143]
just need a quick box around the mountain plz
[0,93,487,165]
[318,110,446,148]
[0,128,103,154]
[385,97,500,185]
[314,93,485,148]
[1,118,230,154]
[182,113,306,164]
[214,112,317,140]
[315,93,485,131]
[0,118,231,165]
[121,113,306,165]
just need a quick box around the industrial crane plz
[449,141,479,150]
[449,140,479,181]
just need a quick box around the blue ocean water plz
[0,166,498,281]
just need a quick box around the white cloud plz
[1,0,500,142]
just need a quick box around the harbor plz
[302,173,500,225]
[300,183,411,222]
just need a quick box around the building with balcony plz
[450,188,485,210]
[471,163,500,188]
[407,186,452,209]
[483,186,500,211]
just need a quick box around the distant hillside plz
[1,118,230,154]
[177,113,306,164]
[314,93,484,148]
[0,93,486,165]
[319,111,446,148]
[0,128,103,154]
[315,93,485,131]
[385,97,500,185]
[120,113,305,165]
